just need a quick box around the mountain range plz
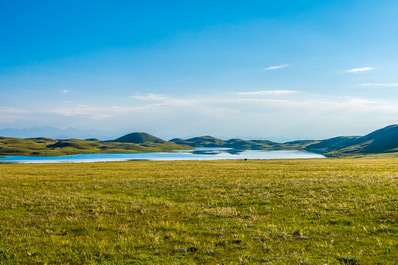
[305,124,398,156]
[1,125,398,157]
[171,124,398,156]
[0,132,192,157]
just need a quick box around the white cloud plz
[48,105,146,119]
[237,90,298,96]
[0,108,31,124]
[264,64,288,70]
[130,93,168,101]
[0,107,29,114]
[3,92,398,141]
[62,90,71,93]
[346,67,373,73]
[130,93,195,107]
[361,83,398,87]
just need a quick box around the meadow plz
[1,158,398,264]
[0,136,192,157]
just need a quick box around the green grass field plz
[0,136,192,157]
[1,158,398,264]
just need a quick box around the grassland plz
[1,158,398,264]
[0,136,192,156]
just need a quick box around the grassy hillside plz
[1,159,397,264]
[170,124,398,156]
[113,132,167,144]
[334,124,398,155]
[305,136,361,154]
[0,136,192,156]
[3,124,398,157]
[170,136,317,151]
[171,136,227,147]
[305,124,398,156]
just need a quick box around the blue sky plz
[1,0,398,140]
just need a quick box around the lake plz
[0,148,325,163]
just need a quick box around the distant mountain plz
[170,136,311,150]
[113,132,167,144]
[225,139,279,150]
[331,124,398,155]
[305,124,398,156]
[0,133,191,156]
[171,136,226,147]
[0,126,115,140]
[2,124,398,157]
[170,125,398,156]
[305,136,361,154]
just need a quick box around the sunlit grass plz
[0,136,192,156]
[1,158,398,264]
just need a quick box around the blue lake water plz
[0,148,325,163]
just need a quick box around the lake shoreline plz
[0,148,325,164]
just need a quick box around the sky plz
[1,0,398,141]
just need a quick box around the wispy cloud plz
[47,94,398,141]
[0,107,29,114]
[346,67,373,73]
[264,64,288,70]
[361,83,398,87]
[48,105,145,119]
[130,93,168,101]
[0,108,31,123]
[4,93,398,141]
[62,90,71,93]
[130,93,193,107]
[237,90,298,96]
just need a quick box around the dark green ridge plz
[172,124,398,156]
[327,124,398,155]
[171,136,226,147]
[305,136,361,154]
[1,124,398,157]
[113,132,167,144]
[0,133,191,156]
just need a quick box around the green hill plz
[305,136,360,154]
[170,136,314,150]
[3,124,398,157]
[171,136,221,147]
[303,124,398,156]
[178,136,226,147]
[113,132,167,144]
[329,124,398,155]
[0,133,192,157]
[224,139,273,150]
[170,125,398,156]
[26,137,58,144]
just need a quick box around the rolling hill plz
[172,125,398,156]
[304,136,361,154]
[322,124,398,156]
[170,136,317,150]
[113,132,167,144]
[170,136,226,147]
[0,133,192,156]
[2,125,398,157]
